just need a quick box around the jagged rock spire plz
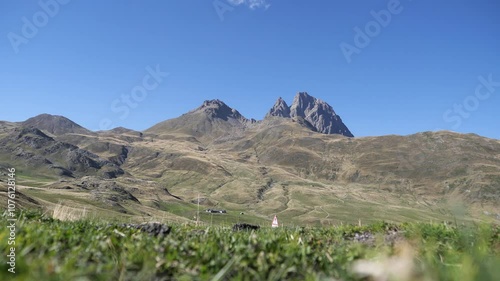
[265,92,353,137]
[266,97,291,118]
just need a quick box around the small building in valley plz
[205,209,226,214]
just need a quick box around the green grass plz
[156,200,268,226]
[1,211,499,281]
[14,173,56,187]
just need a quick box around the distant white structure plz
[272,215,279,228]
[205,209,226,214]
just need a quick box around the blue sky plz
[1,0,499,139]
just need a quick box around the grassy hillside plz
[0,115,499,225]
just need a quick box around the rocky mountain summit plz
[267,92,353,137]
[194,99,250,123]
[145,99,257,142]
[266,97,291,118]
[146,93,352,138]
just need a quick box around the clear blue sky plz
[1,0,499,138]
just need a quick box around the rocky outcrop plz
[195,99,256,125]
[290,92,353,137]
[266,97,290,118]
[120,222,171,237]
[0,126,124,179]
[266,92,353,137]
[233,223,260,231]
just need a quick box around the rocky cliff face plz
[267,92,353,137]
[266,97,291,118]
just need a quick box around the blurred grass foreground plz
[1,211,499,281]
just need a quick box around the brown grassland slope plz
[0,104,499,226]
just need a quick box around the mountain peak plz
[199,99,226,108]
[264,92,352,136]
[294,92,315,103]
[290,92,353,137]
[150,93,351,137]
[296,92,312,98]
[192,99,248,122]
[21,114,93,136]
[291,92,321,114]
[266,97,291,118]
[146,98,255,139]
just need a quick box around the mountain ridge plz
[1,95,499,225]
[145,92,352,143]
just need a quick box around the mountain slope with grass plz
[0,93,499,225]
